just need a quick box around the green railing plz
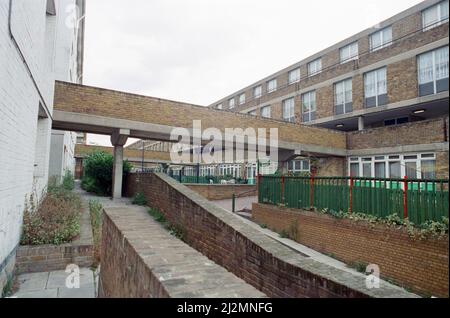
[258,176,449,224]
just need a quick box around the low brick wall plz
[252,203,449,298]
[185,184,256,201]
[15,244,93,274]
[125,173,417,298]
[98,206,265,298]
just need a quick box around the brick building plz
[209,0,449,179]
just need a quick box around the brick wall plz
[75,144,171,162]
[124,172,417,298]
[185,184,256,201]
[347,116,449,150]
[15,244,93,274]
[54,82,347,150]
[99,206,265,298]
[252,203,449,297]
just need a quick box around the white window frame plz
[253,85,262,98]
[239,93,246,105]
[217,103,223,110]
[418,46,449,95]
[288,159,311,173]
[282,98,295,123]
[364,67,387,107]
[302,91,316,123]
[370,26,393,52]
[228,98,235,109]
[288,68,301,85]
[334,78,353,114]
[422,0,449,31]
[261,105,271,118]
[348,153,437,180]
[267,78,277,93]
[308,58,322,76]
[340,42,359,64]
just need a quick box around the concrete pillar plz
[358,116,365,131]
[111,129,130,199]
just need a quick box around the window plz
[267,79,277,93]
[364,67,388,107]
[335,78,353,115]
[340,42,359,64]
[308,58,322,76]
[248,110,257,116]
[288,68,301,84]
[239,93,246,105]
[384,117,409,126]
[261,106,271,118]
[217,103,223,110]
[348,153,436,179]
[282,98,295,123]
[229,98,235,109]
[422,0,449,31]
[288,159,311,173]
[370,26,392,52]
[418,46,449,96]
[302,91,316,123]
[253,85,262,98]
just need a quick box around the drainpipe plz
[8,0,52,120]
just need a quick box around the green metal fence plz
[258,176,449,224]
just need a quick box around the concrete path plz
[12,268,97,298]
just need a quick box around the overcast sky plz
[83,0,424,146]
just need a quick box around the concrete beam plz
[111,129,130,147]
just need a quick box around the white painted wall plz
[0,0,83,267]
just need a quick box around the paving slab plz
[15,288,58,299]
[16,272,49,292]
[47,268,94,289]
[58,286,95,298]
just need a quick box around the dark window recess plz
[384,117,409,126]
[384,119,396,126]
[419,82,435,97]
[378,94,388,106]
[365,96,377,108]
[437,78,449,93]
[345,102,353,113]
[396,117,409,124]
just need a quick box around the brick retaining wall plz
[125,172,417,298]
[185,184,256,201]
[252,203,449,298]
[98,206,265,298]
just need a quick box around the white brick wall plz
[0,0,80,266]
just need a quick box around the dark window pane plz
[378,94,388,106]
[365,96,377,108]
[436,78,449,93]
[405,162,417,179]
[350,163,359,177]
[384,119,396,126]
[397,117,409,124]
[335,104,344,115]
[419,82,435,97]
[375,162,386,178]
[310,111,316,121]
[421,160,436,179]
[345,102,353,113]
[389,162,401,178]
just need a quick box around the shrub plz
[82,151,132,196]
[62,170,75,191]
[20,186,82,246]
[132,192,147,206]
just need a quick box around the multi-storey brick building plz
[209,0,449,179]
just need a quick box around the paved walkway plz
[12,268,97,298]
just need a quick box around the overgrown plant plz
[89,199,103,264]
[20,184,82,246]
[147,208,186,241]
[131,192,147,206]
[62,170,75,191]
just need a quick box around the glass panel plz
[423,4,439,29]
[435,46,449,81]
[365,71,377,98]
[421,160,436,179]
[350,163,360,177]
[375,162,386,178]
[418,51,434,84]
[405,161,418,179]
[302,160,310,171]
[377,68,387,95]
[389,161,401,178]
[363,163,372,177]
